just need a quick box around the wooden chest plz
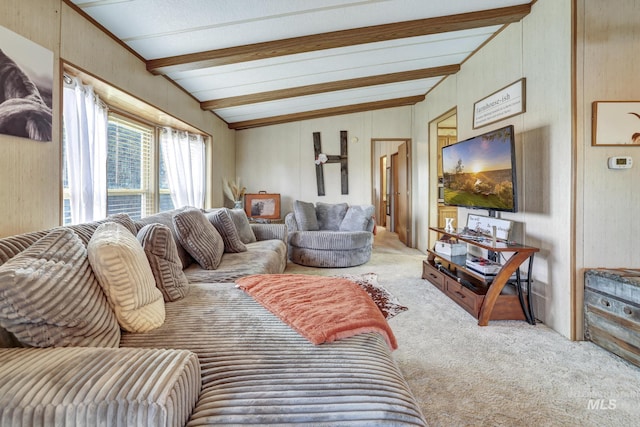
[584,269,640,367]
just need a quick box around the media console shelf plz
[423,226,539,326]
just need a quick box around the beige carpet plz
[284,227,640,427]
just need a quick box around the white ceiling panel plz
[75,0,529,57]
[171,27,499,100]
[216,78,441,123]
[169,25,498,81]
[184,54,466,102]
[68,0,532,129]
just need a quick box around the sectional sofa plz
[0,207,426,426]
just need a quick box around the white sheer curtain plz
[160,127,205,209]
[62,76,108,223]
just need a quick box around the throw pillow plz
[316,202,349,230]
[137,223,189,302]
[293,200,318,231]
[206,208,247,253]
[173,207,225,270]
[134,207,194,269]
[340,205,375,231]
[0,228,120,348]
[61,213,137,247]
[88,222,165,333]
[229,208,256,243]
[106,213,137,235]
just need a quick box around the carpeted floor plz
[284,227,640,427]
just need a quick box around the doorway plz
[428,109,457,245]
[372,138,411,247]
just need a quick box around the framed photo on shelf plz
[592,101,640,146]
[244,193,281,219]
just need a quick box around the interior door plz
[379,155,387,226]
[395,142,408,245]
[390,153,397,233]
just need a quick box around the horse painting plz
[0,49,52,142]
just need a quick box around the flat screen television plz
[441,124,518,213]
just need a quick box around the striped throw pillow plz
[173,208,224,270]
[206,208,247,253]
[0,228,120,347]
[293,200,319,231]
[88,222,165,333]
[137,223,189,302]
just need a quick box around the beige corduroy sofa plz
[0,207,426,426]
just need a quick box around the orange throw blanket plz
[235,274,398,350]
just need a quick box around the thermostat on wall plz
[608,156,632,169]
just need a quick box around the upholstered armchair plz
[285,201,375,267]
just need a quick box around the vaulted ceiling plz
[67,0,532,130]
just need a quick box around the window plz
[63,113,177,224]
[62,68,207,226]
[107,114,163,220]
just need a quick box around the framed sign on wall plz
[473,78,526,129]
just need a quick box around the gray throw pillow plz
[340,205,375,231]
[293,200,319,231]
[229,208,256,243]
[0,228,120,348]
[137,223,189,302]
[134,207,194,269]
[316,202,349,230]
[106,213,137,235]
[206,208,247,253]
[173,208,225,270]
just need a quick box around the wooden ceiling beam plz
[147,4,531,75]
[201,65,459,110]
[227,95,426,130]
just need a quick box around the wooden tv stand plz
[423,227,539,326]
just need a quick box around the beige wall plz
[413,0,574,337]
[0,0,235,237]
[0,0,62,236]
[235,107,412,216]
[577,0,640,266]
[575,0,640,337]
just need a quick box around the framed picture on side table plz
[244,193,281,219]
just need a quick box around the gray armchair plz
[285,201,375,267]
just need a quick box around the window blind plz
[106,114,154,220]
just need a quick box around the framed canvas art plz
[0,25,53,142]
[592,101,640,146]
[244,193,281,219]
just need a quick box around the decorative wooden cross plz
[313,130,348,196]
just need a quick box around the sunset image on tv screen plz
[441,126,516,212]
